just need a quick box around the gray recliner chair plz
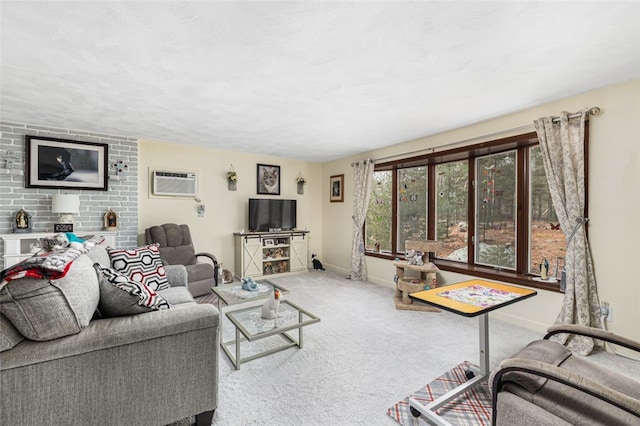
[145,223,219,297]
[490,324,640,425]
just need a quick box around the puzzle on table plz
[437,284,521,308]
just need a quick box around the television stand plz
[234,231,309,279]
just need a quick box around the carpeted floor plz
[187,271,543,426]
[174,271,639,426]
[387,361,491,425]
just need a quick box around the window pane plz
[435,161,468,262]
[476,151,517,270]
[397,167,427,253]
[366,170,392,252]
[529,146,566,276]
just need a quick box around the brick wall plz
[0,121,138,249]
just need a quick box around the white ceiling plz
[1,2,639,162]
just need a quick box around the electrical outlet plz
[601,302,613,322]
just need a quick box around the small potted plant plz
[296,173,306,194]
[227,165,237,191]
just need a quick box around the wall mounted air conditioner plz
[152,170,197,197]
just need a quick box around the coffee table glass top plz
[212,279,289,307]
[226,299,320,341]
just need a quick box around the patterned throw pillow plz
[107,244,169,291]
[94,264,170,314]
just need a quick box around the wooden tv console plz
[234,231,309,279]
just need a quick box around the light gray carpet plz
[208,271,546,425]
[170,270,640,425]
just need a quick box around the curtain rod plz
[374,106,601,164]
[350,159,374,167]
[551,106,601,123]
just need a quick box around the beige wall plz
[137,143,323,275]
[321,78,640,341]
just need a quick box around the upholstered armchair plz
[490,324,640,425]
[145,223,219,297]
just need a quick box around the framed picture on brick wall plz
[25,135,109,191]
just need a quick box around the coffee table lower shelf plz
[221,299,320,370]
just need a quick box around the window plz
[476,151,517,270]
[397,166,427,252]
[365,131,583,291]
[435,161,468,261]
[529,146,566,276]
[365,170,392,252]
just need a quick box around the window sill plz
[366,252,563,293]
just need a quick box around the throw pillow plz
[94,264,170,316]
[108,244,169,291]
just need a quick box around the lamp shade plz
[52,194,80,214]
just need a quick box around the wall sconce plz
[296,172,306,195]
[227,164,237,191]
[52,194,80,232]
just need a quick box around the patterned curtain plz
[534,110,602,355]
[350,160,375,281]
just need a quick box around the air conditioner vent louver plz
[152,170,197,196]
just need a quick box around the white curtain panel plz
[350,160,375,281]
[534,110,602,355]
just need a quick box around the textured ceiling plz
[1,2,639,162]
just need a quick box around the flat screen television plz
[248,198,297,232]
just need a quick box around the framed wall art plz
[25,135,109,190]
[330,174,344,202]
[256,163,280,195]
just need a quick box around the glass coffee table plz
[212,279,290,312]
[221,299,320,369]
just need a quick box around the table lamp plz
[52,194,80,232]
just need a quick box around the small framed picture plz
[25,135,108,191]
[257,164,280,195]
[264,239,275,247]
[330,174,344,203]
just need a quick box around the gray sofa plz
[490,324,640,425]
[0,243,220,426]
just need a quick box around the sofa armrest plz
[195,252,218,266]
[1,303,219,425]
[544,324,640,352]
[1,303,219,369]
[195,252,219,286]
[165,264,188,287]
[490,358,640,424]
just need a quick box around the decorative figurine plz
[241,277,258,291]
[104,208,118,231]
[540,257,550,280]
[261,288,282,319]
[13,209,32,233]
